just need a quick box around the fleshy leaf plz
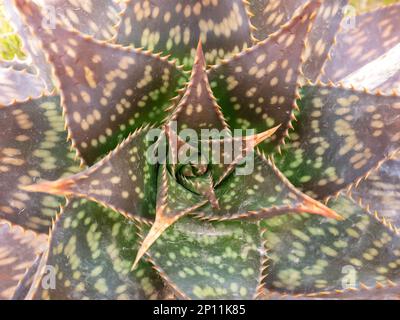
[249,0,347,81]
[14,0,184,165]
[138,218,264,299]
[261,195,400,294]
[132,165,206,269]
[275,83,400,200]
[0,67,45,105]
[193,151,341,221]
[0,222,47,299]
[208,0,320,152]
[31,199,166,300]
[3,0,124,90]
[262,282,400,300]
[169,41,228,133]
[0,95,79,233]
[349,153,400,229]
[321,3,400,83]
[35,0,123,41]
[11,251,44,300]
[23,126,158,223]
[115,0,253,67]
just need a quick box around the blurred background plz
[0,0,399,60]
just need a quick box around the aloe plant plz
[0,0,399,300]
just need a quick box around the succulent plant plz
[0,0,399,300]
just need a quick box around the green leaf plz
[0,222,46,299]
[322,3,400,83]
[138,218,264,299]
[249,0,348,81]
[261,195,400,294]
[14,0,184,165]
[23,126,158,223]
[31,199,166,300]
[115,0,253,67]
[169,41,229,133]
[275,83,400,200]
[0,67,45,105]
[208,1,320,153]
[349,153,400,229]
[193,151,341,221]
[0,95,80,233]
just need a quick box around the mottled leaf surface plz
[139,218,263,299]
[208,1,319,152]
[35,0,122,41]
[262,196,400,294]
[32,199,166,300]
[350,153,400,228]
[169,42,228,133]
[322,3,400,83]
[0,67,45,105]
[116,0,252,67]
[0,95,79,233]
[249,0,347,81]
[25,127,158,222]
[14,0,184,165]
[275,84,400,200]
[0,222,47,299]
[194,152,340,221]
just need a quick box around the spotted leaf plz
[0,67,45,105]
[321,3,400,83]
[275,83,400,200]
[349,153,400,229]
[115,0,253,67]
[208,0,320,153]
[261,195,400,294]
[169,41,228,133]
[11,251,44,300]
[31,199,166,300]
[193,151,341,221]
[138,218,264,299]
[23,126,159,223]
[249,0,347,81]
[0,222,47,299]
[0,95,79,233]
[14,0,184,165]
[3,0,124,90]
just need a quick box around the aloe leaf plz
[13,0,184,165]
[275,83,400,200]
[11,251,43,300]
[321,3,400,83]
[3,0,123,90]
[193,151,341,221]
[349,153,400,229]
[261,195,400,294]
[31,199,166,300]
[0,67,45,104]
[0,95,79,233]
[115,0,253,67]
[0,222,47,299]
[208,0,320,153]
[169,41,229,133]
[249,0,348,81]
[138,218,264,299]
[22,126,158,223]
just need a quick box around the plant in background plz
[0,0,399,300]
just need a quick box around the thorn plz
[20,179,75,196]
[299,197,344,221]
[252,124,282,146]
[131,213,181,270]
